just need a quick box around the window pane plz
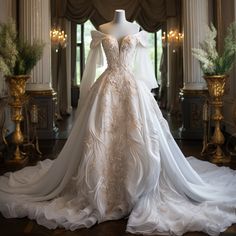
[76,47,81,85]
[77,24,81,43]
[146,33,155,64]
[156,30,162,82]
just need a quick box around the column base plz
[26,90,58,139]
[179,89,208,140]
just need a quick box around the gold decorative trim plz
[26,89,57,97]
[5,75,31,80]
[203,75,230,164]
[203,75,227,99]
[5,75,30,165]
[204,75,227,79]
[179,89,208,96]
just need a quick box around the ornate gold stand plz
[204,75,231,164]
[201,100,209,155]
[23,104,42,160]
[5,75,30,165]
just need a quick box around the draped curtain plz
[51,2,72,116]
[51,0,180,113]
[55,0,177,32]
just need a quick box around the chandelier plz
[162,30,184,47]
[50,27,67,52]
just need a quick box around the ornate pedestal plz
[26,90,57,139]
[204,75,230,164]
[179,89,208,140]
[5,75,30,165]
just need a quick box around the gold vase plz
[5,75,30,165]
[203,75,230,163]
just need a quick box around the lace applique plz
[104,86,138,212]
[102,34,137,71]
[101,72,141,213]
[75,33,154,214]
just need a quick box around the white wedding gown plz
[0,30,236,236]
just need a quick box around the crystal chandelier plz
[50,27,67,52]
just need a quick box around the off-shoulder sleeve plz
[133,31,158,90]
[78,30,105,109]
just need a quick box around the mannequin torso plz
[99,9,140,40]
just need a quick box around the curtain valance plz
[54,0,178,32]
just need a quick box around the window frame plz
[76,24,85,83]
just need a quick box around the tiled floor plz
[0,110,236,236]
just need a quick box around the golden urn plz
[5,75,30,165]
[203,75,230,164]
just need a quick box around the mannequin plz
[99,9,140,40]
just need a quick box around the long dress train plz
[0,30,236,236]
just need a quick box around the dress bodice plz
[90,30,147,72]
[78,30,158,104]
[101,34,137,70]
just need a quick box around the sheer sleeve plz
[133,31,158,90]
[77,31,104,109]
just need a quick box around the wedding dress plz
[0,30,236,236]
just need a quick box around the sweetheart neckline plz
[91,30,143,51]
[91,29,143,39]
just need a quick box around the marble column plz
[182,0,208,91]
[19,0,51,91]
[0,0,15,22]
[180,0,209,139]
[19,0,57,139]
